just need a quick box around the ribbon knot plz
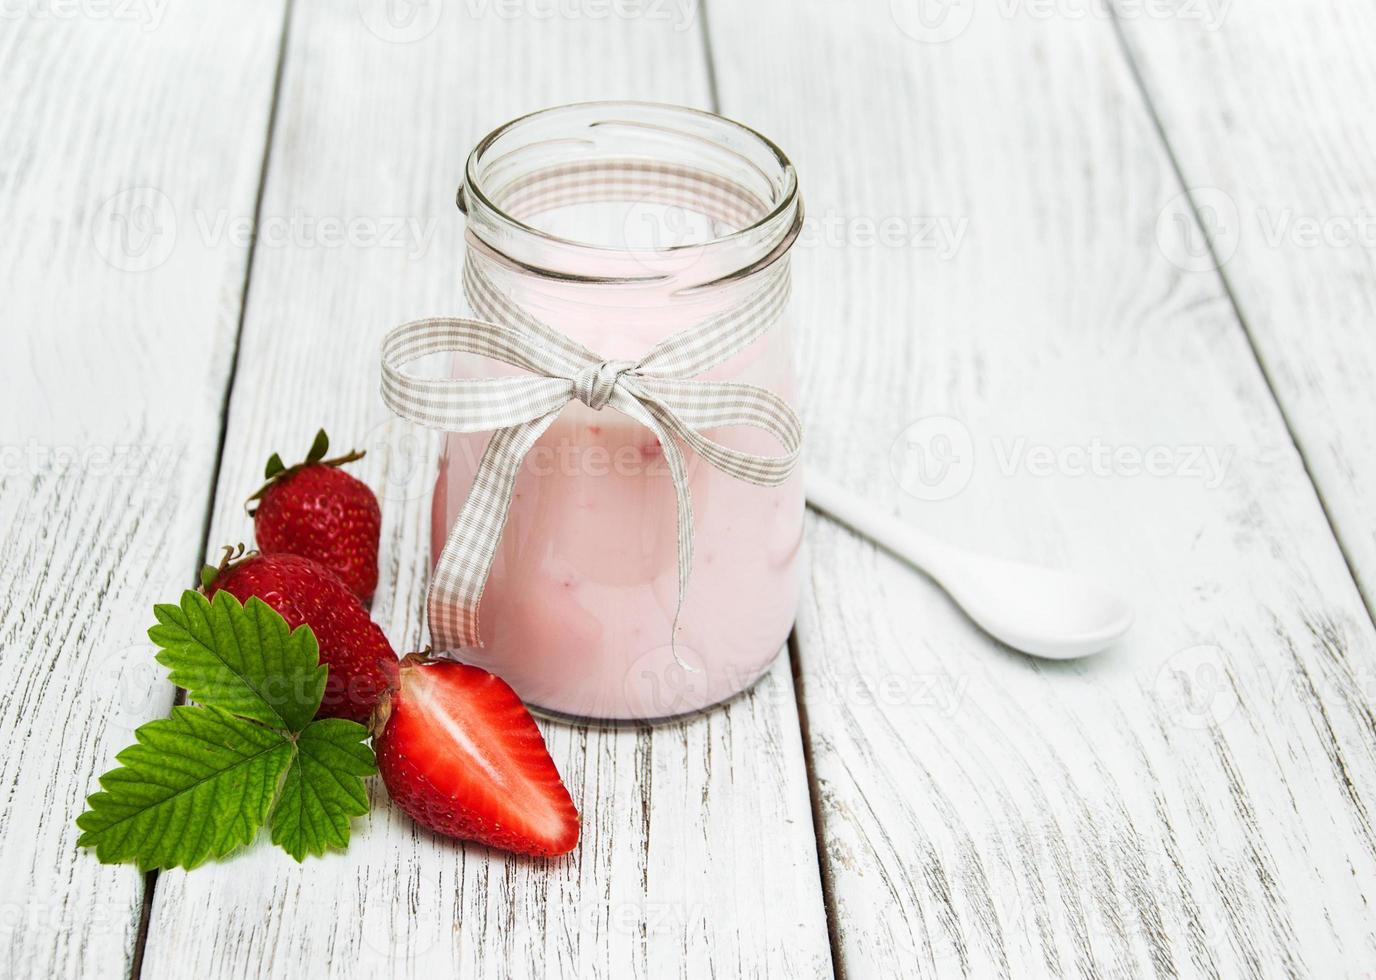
[380,258,800,655]
[572,358,635,411]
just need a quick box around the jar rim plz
[460,100,801,288]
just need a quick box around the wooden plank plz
[708,2,1376,976]
[0,3,288,977]
[1112,0,1376,615]
[138,3,831,977]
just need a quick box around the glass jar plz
[433,102,803,721]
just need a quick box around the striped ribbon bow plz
[380,259,803,653]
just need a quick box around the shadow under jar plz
[434,102,804,722]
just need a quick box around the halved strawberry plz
[373,656,579,857]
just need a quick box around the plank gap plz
[696,0,723,114]
[1106,5,1376,630]
[130,0,299,975]
[189,0,301,589]
[128,869,156,980]
[788,628,846,980]
[702,5,835,964]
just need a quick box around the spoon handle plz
[804,471,959,580]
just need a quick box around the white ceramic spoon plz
[805,472,1133,659]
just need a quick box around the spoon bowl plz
[805,472,1133,660]
[935,553,1135,659]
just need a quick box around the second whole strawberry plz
[203,550,397,724]
[248,429,381,603]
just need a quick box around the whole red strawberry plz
[248,429,380,602]
[203,548,398,724]
[374,656,580,857]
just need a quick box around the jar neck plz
[459,102,801,294]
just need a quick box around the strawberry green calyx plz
[245,429,366,514]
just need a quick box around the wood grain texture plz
[1111,0,1376,618]
[137,2,831,977]
[707,1,1376,976]
[0,3,287,977]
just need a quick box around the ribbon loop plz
[380,259,801,654]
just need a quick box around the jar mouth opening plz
[460,101,801,288]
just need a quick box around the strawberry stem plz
[199,543,255,592]
[367,690,394,738]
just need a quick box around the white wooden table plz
[5,2,1376,977]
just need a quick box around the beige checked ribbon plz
[380,258,802,653]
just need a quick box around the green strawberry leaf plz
[306,428,329,463]
[270,718,377,861]
[76,706,294,871]
[149,590,326,733]
[82,592,380,870]
[264,452,286,479]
